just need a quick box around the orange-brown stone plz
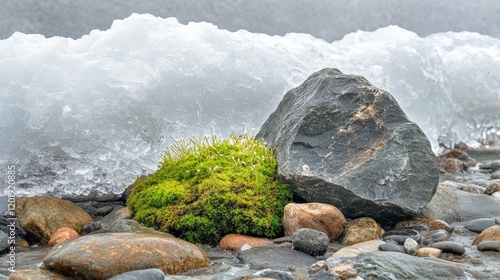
[15,196,94,243]
[219,234,272,251]
[283,202,346,242]
[340,217,383,245]
[48,227,80,246]
[472,225,500,245]
[330,264,358,280]
[417,247,442,257]
[43,232,209,280]
[485,183,500,195]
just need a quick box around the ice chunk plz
[0,14,499,199]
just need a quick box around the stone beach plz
[1,150,500,279]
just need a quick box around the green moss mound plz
[127,133,293,245]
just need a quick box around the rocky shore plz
[1,68,499,280]
[1,148,500,279]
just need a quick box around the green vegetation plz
[127,133,293,245]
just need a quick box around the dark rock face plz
[257,68,439,225]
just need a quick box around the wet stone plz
[378,242,406,253]
[292,228,329,256]
[404,238,419,256]
[465,218,500,233]
[477,241,500,252]
[382,228,420,245]
[430,241,465,255]
[421,229,451,245]
[252,269,294,280]
[107,268,165,280]
[417,247,442,257]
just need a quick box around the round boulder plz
[283,202,345,242]
[43,232,209,279]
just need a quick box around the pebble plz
[484,182,500,195]
[404,238,419,256]
[477,241,500,252]
[292,228,329,256]
[252,269,294,280]
[107,268,165,280]
[430,241,465,255]
[330,264,358,280]
[492,170,500,180]
[382,228,420,245]
[472,225,500,245]
[378,242,406,253]
[417,247,442,257]
[421,229,451,245]
[465,218,500,233]
[308,261,328,274]
[219,234,272,251]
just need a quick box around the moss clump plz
[127,133,293,245]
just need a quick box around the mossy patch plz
[127,133,293,245]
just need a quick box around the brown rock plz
[330,264,358,280]
[340,217,383,245]
[15,196,94,243]
[43,232,209,279]
[438,158,464,173]
[219,234,272,251]
[484,183,500,195]
[283,202,346,242]
[418,247,442,257]
[48,227,79,246]
[472,225,500,245]
[9,268,69,280]
[394,218,453,233]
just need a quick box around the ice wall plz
[1,14,499,199]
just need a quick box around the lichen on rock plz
[127,133,293,245]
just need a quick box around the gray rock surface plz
[0,231,9,253]
[237,246,317,272]
[378,242,406,253]
[292,228,329,256]
[352,251,468,280]
[477,241,500,252]
[418,183,500,223]
[252,269,294,280]
[465,218,500,233]
[431,241,465,255]
[257,68,438,225]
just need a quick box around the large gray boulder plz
[257,68,438,225]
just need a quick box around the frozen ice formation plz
[1,14,499,199]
